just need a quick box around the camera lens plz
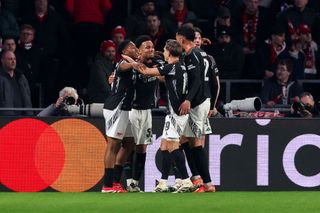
[64,96,76,105]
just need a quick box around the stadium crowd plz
[0,0,319,114]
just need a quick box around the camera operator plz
[37,87,79,116]
[290,92,320,118]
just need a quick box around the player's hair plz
[117,40,132,54]
[135,35,152,48]
[176,25,195,41]
[165,39,182,57]
[193,27,202,35]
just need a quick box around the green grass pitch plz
[1,192,320,213]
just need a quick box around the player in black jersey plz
[102,40,139,193]
[176,26,216,192]
[125,35,160,192]
[180,27,221,189]
[125,39,195,192]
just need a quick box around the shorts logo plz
[188,117,202,138]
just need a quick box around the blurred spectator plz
[23,0,72,106]
[0,0,19,38]
[65,0,112,89]
[15,24,42,107]
[87,40,116,103]
[2,36,16,52]
[308,0,320,12]
[37,86,79,116]
[162,0,198,36]
[277,0,320,46]
[212,6,231,40]
[260,59,303,108]
[256,25,305,79]
[296,24,320,79]
[210,26,245,79]
[259,0,273,8]
[111,25,126,47]
[270,0,294,17]
[111,25,126,62]
[231,0,274,78]
[232,0,274,52]
[126,0,157,40]
[0,50,32,115]
[146,12,170,51]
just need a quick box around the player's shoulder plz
[191,47,209,61]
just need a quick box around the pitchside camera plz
[66,103,104,117]
[221,97,262,117]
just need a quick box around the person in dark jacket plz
[15,24,42,107]
[210,26,245,79]
[0,50,32,115]
[23,0,72,106]
[125,0,157,40]
[87,40,116,103]
[260,58,303,108]
[0,0,19,38]
[161,0,198,37]
[231,0,275,78]
[277,0,320,46]
[255,25,305,79]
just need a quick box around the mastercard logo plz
[0,118,107,192]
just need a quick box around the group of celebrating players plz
[101,25,220,193]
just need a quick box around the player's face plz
[194,32,202,48]
[163,47,170,62]
[140,40,155,60]
[175,34,185,49]
[124,42,139,60]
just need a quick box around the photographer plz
[290,92,320,118]
[37,87,79,116]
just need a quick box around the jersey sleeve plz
[158,64,174,76]
[208,55,220,109]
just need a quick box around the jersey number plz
[204,58,209,82]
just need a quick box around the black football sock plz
[161,150,171,180]
[191,146,211,183]
[132,153,146,181]
[104,168,114,187]
[113,164,123,183]
[170,149,189,179]
[181,143,199,177]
